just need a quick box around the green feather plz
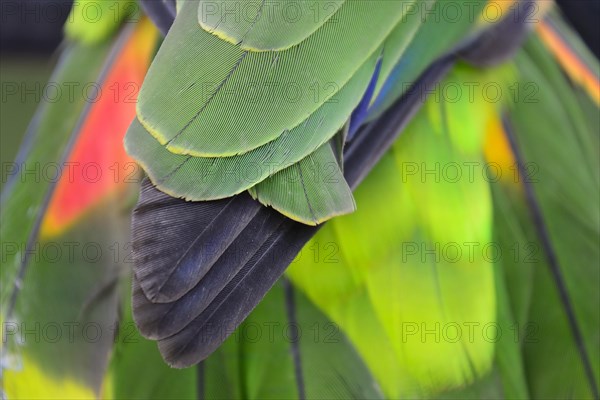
[125,50,378,200]
[287,66,498,397]
[125,0,491,225]
[502,35,600,399]
[248,133,356,225]
[203,279,383,399]
[111,279,198,399]
[136,0,419,157]
[367,0,487,120]
[197,0,345,51]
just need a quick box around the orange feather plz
[41,19,157,238]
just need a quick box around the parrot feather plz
[132,202,284,338]
[135,0,422,157]
[133,189,261,303]
[125,48,379,201]
[248,133,356,225]
[197,0,346,52]
[367,0,488,119]
[537,13,600,105]
[1,32,124,320]
[501,34,600,398]
[200,278,384,399]
[287,66,500,397]
[348,56,383,140]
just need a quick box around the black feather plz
[133,191,260,303]
[132,202,283,339]
[156,218,313,367]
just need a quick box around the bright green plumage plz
[287,65,507,397]
[124,48,379,201]
[198,0,346,51]
[248,131,356,225]
[125,0,487,224]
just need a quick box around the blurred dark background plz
[2,1,598,56]
[555,0,600,59]
[1,0,598,186]
[1,0,72,54]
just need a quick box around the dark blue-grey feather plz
[139,0,176,36]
